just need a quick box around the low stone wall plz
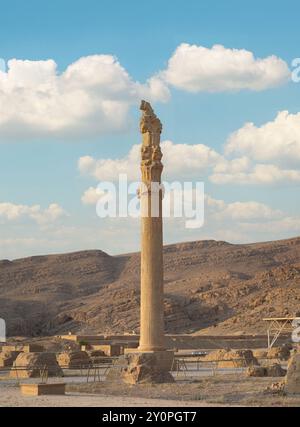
[58,333,288,351]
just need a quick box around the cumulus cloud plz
[78,145,140,181]
[162,43,290,92]
[202,195,300,242]
[79,140,222,182]
[79,123,300,186]
[0,45,291,140]
[2,192,299,259]
[0,55,169,139]
[238,217,300,233]
[210,161,300,185]
[225,111,300,167]
[79,128,300,187]
[208,110,300,185]
[206,196,283,220]
[0,202,67,224]
[81,186,106,205]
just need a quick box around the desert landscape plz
[1,236,300,337]
[1,236,300,407]
[1,0,300,412]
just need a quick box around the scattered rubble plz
[267,345,292,361]
[246,363,286,377]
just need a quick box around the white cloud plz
[205,195,283,221]
[2,193,300,260]
[239,217,300,233]
[210,162,300,185]
[208,110,300,185]
[225,111,300,167]
[81,186,106,205]
[162,140,222,179]
[78,145,140,181]
[162,43,290,92]
[0,202,67,224]
[0,45,291,140]
[79,126,300,187]
[0,55,169,139]
[79,140,222,182]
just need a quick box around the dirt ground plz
[1,374,300,407]
[67,374,300,407]
[0,384,218,407]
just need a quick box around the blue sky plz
[0,0,300,259]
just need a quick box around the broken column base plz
[107,351,175,384]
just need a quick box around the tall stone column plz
[138,100,165,352]
[108,101,174,384]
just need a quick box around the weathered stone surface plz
[285,353,300,394]
[246,366,266,377]
[267,363,287,377]
[204,349,258,367]
[56,351,91,368]
[139,101,165,352]
[2,344,44,353]
[0,350,20,367]
[267,344,291,361]
[252,349,268,359]
[10,352,63,378]
[246,363,286,377]
[85,344,121,357]
[107,352,174,384]
[20,383,65,396]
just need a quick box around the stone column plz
[138,100,165,352]
[108,101,174,384]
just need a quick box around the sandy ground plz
[0,384,221,407]
[1,374,300,407]
[1,366,299,407]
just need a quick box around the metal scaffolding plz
[263,317,300,349]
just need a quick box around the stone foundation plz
[107,351,174,384]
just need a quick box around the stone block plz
[20,383,65,396]
[10,352,63,378]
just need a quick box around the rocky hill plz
[1,237,300,336]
